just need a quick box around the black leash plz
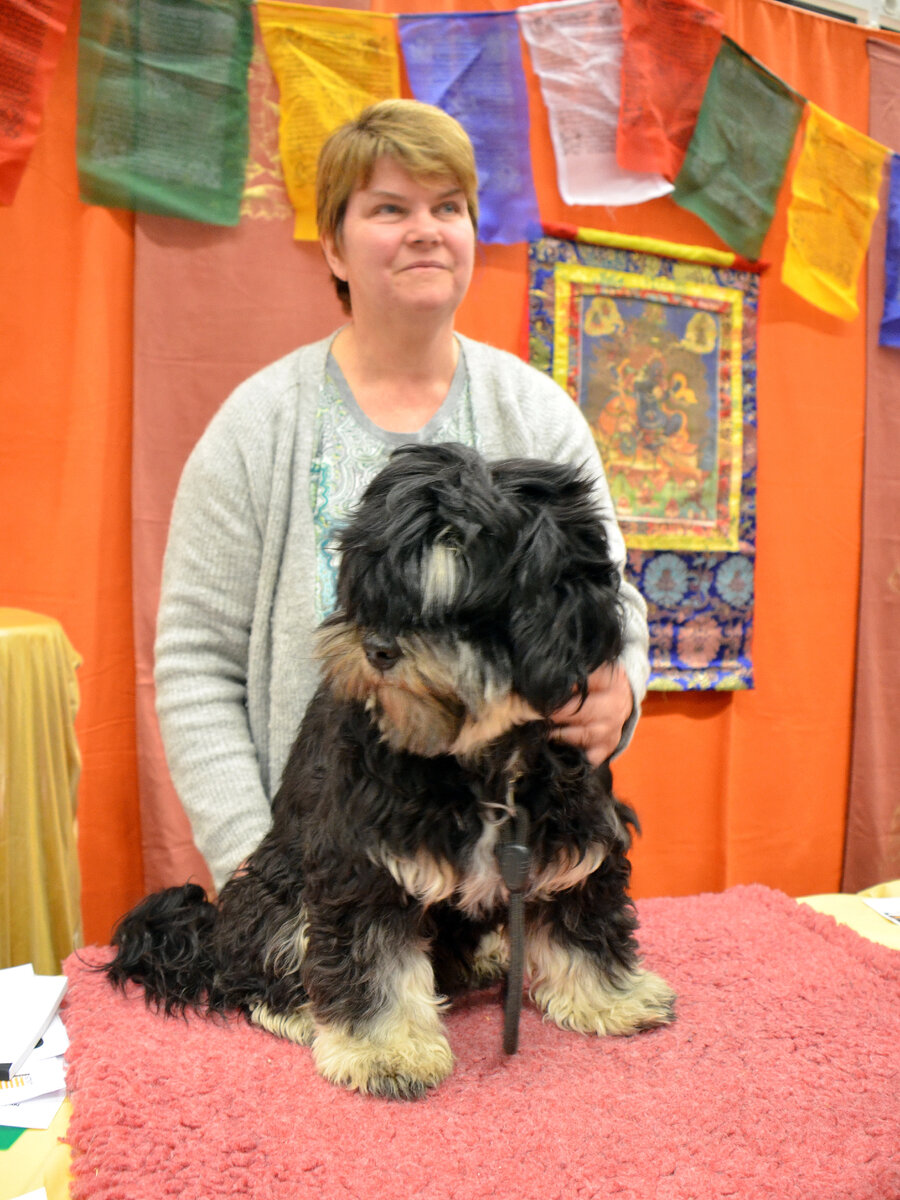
[495,792,531,1055]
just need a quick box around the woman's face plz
[321,157,476,324]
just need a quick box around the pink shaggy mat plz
[63,885,900,1200]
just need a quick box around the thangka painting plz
[528,229,760,690]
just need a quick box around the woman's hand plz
[550,664,634,766]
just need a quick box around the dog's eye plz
[363,634,403,672]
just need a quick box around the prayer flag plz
[879,155,900,346]
[617,0,724,181]
[0,0,75,204]
[77,0,253,225]
[258,1,399,241]
[783,104,889,321]
[517,0,672,207]
[397,11,540,245]
[672,39,803,260]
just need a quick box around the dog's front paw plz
[530,941,675,1037]
[312,1022,454,1099]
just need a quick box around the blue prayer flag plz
[398,12,542,245]
[879,155,900,347]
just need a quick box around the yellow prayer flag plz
[782,103,888,320]
[257,2,400,240]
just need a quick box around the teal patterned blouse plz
[310,352,475,623]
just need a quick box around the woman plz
[155,100,649,893]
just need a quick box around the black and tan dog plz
[106,443,674,1098]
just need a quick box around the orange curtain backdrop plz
[0,9,143,945]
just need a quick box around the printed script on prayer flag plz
[671,38,803,261]
[783,103,888,320]
[517,0,672,208]
[616,0,724,181]
[0,0,75,204]
[258,1,399,241]
[879,155,900,346]
[76,0,253,224]
[398,11,541,245]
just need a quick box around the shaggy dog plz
[106,443,675,1098]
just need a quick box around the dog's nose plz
[363,634,402,672]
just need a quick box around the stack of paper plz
[0,965,69,1130]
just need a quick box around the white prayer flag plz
[518,0,673,206]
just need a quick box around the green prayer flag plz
[77,0,253,225]
[672,38,803,260]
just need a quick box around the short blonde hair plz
[316,100,479,312]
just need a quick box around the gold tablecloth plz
[0,609,82,974]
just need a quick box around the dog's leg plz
[214,881,315,1041]
[525,868,675,1037]
[469,928,509,987]
[305,912,453,1100]
[429,906,508,994]
[249,1001,316,1045]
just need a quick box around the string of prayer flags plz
[76,0,253,225]
[783,104,889,321]
[517,0,672,208]
[397,12,540,245]
[672,38,803,261]
[258,1,399,241]
[879,156,900,347]
[617,0,724,182]
[0,0,75,204]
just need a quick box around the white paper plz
[21,1016,69,1064]
[863,897,900,927]
[0,1058,66,1107]
[518,0,673,206]
[0,1089,66,1131]
[0,965,68,1080]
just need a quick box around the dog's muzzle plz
[363,634,403,672]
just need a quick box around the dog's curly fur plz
[107,442,675,1098]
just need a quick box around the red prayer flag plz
[617,0,724,181]
[0,0,75,204]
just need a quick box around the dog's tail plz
[105,883,219,1015]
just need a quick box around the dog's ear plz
[509,565,624,716]
[498,469,625,715]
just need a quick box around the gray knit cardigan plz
[155,332,650,890]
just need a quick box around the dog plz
[106,442,675,1098]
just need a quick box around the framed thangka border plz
[528,227,761,690]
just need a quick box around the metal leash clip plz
[496,800,531,1055]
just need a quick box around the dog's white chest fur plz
[376,811,608,916]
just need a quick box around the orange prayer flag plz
[617,0,724,181]
[0,0,75,204]
[782,104,889,320]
